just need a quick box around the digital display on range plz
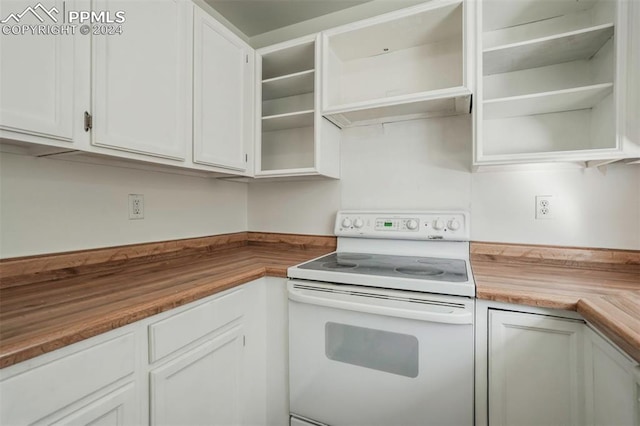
[384,222,393,227]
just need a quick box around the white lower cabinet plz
[150,326,245,426]
[636,368,640,424]
[0,328,140,426]
[479,301,640,426]
[0,277,288,426]
[584,326,639,426]
[146,285,247,426]
[50,384,138,426]
[487,309,585,426]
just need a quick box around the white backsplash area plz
[0,152,248,258]
[249,115,640,250]
[472,165,640,249]
[2,114,638,258]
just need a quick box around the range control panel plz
[335,211,469,241]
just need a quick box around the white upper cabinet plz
[0,0,89,148]
[475,0,639,165]
[91,0,191,161]
[321,0,473,128]
[256,35,340,178]
[193,4,253,173]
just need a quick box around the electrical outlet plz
[535,195,554,220]
[128,194,144,220]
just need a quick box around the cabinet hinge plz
[243,335,246,346]
[84,111,92,132]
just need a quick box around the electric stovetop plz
[298,252,468,282]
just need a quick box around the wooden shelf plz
[262,70,314,100]
[483,83,613,119]
[323,87,471,128]
[262,110,314,132]
[483,24,614,75]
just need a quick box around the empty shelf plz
[323,87,472,128]
[483,24,614,75]
[262,41,315,80]
[262,110,314,132]
[262,70,315,100]
[483,83,613,119]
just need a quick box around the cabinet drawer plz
[0,332,135,425]
[148,288,245,363]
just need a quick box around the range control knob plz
[341,218,352,228]
[448,219,461,231]
[432,219,445,230]
[354,218,364,228]
[406,219,418,230]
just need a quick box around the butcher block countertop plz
[0,232,335,369]
[472,242,640,363]
[1,235,639,368]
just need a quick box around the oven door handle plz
[288,286,473,325]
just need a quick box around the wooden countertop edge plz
[576,297,640,363]
[477,289,640,362]
[476,287,580,311]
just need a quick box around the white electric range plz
[287,211,475,426]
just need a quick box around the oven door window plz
[325,322,419,378]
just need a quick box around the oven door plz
[288,280,474,426]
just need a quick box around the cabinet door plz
[0,332,137,425]
[50,384,138,426]
[150,325,244,426]
[0,0,76,144]
[488,310,584,426]
[193,5,251,172]
[584,326,638,426]
[92,0,190,160]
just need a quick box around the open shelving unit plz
[474,0,626,166]
[474,0,634,165]
[321,0,473,128]
[256,36,340,178]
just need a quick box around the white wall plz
[3,116,638,258]
[0,152,248,258]
[249,116,472,235]
[471,165,640,248]
[248,116,640,250]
